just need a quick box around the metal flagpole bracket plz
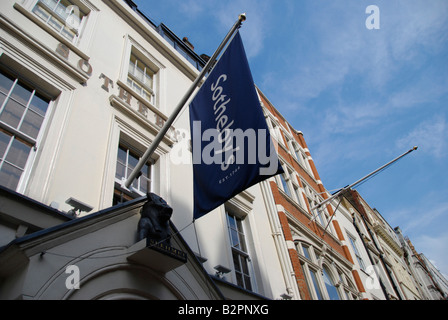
[124,14,247,189]
[308,146,418,225]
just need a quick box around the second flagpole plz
[123,13,247,189]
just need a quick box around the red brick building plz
[257,87,365,300]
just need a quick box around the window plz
[309,269,324,300]
[302,182,331,229]
[348,234,366,271]
[291,142,306,168]
[293,184,304,207]
[279,172,292,197]
[297,241,348,300]
[278,166,306,206]
[0,70,50,190]
[32,0,88,44]
[127,53,157,105]
[113,144,153,205]
[302,244,311,260]
[297,241,323,300]
[272,122,283,144]
[226,212,252,291]
[323,267,341,300]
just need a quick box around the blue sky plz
[133,1,448,278]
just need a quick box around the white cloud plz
[270,0,448,103]
[396,116,447,159]
[412,233,448,280]
[210,0,273,58]
[390,199,448,279]
[400,201,448,233]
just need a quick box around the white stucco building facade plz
[0,0,295,299]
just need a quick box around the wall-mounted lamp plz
[280,293,293,300]
[214,265,231,278]
[66,197,93,217]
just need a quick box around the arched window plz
[322,266,341,300]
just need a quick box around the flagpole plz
[123,13,247,189]
[308,146,418,224]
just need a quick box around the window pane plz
[29,93,49,117]
[0,130,11,159]
[227,214,237,230]
[233,251,241,272]
[128,54,155,103]
[302,244,311,260]
[0,92,7,109]
[115,145,127,174]
[33,5,51,23]
[0,73,14,97]
[244,275,252,291]
[310,270,323,300]
[10,82,32,106]
[55,1,70,20]
[323,268,340,300]
[40,0,58,10]
[127,152,139,170]
[280,174,291,196]
[230,229,239,248]
[134,65,144,83]
[0,99,26,129]
[115,144,153,195]
[139,163,151,193]
[48,16,64,32]
[20,111,45,139]
[5,138,32,169]
[0,162,23,190]
[131,81,142,95]
[139,176,150,194]
[61,27,76,41]
[235,271,244,288]
[115,161,126,180]
[241,256,249,275]
[145,72,153,88]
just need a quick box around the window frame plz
[16,0,100,57]
[31,0,89,45]
[279,171,292,198]
[119,36,165,113]
[296,240,349,300]
[127,52,157,106]
[301,181,336,236]
[0,69,52,192]
[225,208,255,292]
[322,265,342,300]
[348,233,367,271]
[113,142,155,205]
[226,212,252,291]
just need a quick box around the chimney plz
[182,37,194,51]
[200,54,211,62]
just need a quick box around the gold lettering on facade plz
[56,43,70,59]
[99,73,114,92]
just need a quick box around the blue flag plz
[189,31,284,220]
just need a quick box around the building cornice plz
[373,222,403,257]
